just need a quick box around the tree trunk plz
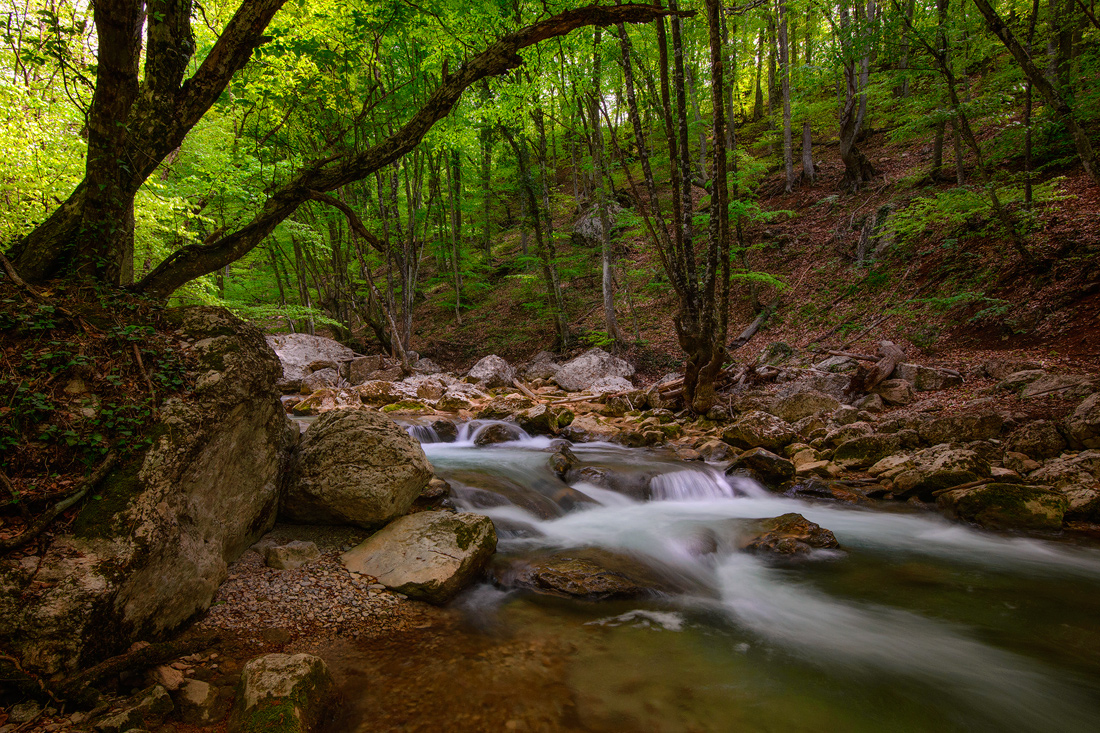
[779,0,794,192]
[589,28,623,346]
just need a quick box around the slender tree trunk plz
[779,0,794,192]
[589,28,622,346]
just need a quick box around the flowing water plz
[356,419,1100,731]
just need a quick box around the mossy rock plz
[937,483,1068,531]
[382,400,429,413]
[229,654,337,733]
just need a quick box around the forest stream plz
[316,420,1100,733]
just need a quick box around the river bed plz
[335,419,1100,732]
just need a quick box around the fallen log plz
[511,378,541,402]
[845,340,904,397]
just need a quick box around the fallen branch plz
[824,349,879,363]
[57,632,220,706]
[729,297,780,352]
[131,344,157,406]
[0,451,118,553]
[511,378,541,403]
[930,478,995,497]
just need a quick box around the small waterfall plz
[456,419,533,445]
[405,423,441,443]
[649,468,766,501]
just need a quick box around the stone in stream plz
[229,653,337,733]
[551,347,635,392]
[729,513,841,557]
[474,423,524,445]
[726,447,795,488]
[341,511,497,604]
[517,404,575,436]
[871,444,991,502]
[492,548,688,601]
[937,483,1068,531]
[282,409,432,529]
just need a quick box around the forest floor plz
[405,124,1100,383]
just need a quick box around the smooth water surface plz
[398,420,1100,732]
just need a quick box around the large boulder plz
[552,348,635,392]
[772,390,839,423]
[0,308,297,675]
[993,370,1047,393]
[1020,373,1096,400]
[881,444,991,501]
[721,411,796,452]
[918,413,1003,445]
[354,380,418,406]
[937,484,1067,531]
[1067,393,1100,449]
[872,379,915,406]
[229,653,337,733]
[299,367,340,394]
[1005,420,1066,459]
[982,359,1043,381]
[265,333,355,381]
[283,410,431,528]
[348,355,388,384]
[341,511,496,604]
[523,351,562,381]
[516,404,574,435]
[832,434,902,469]
[467,354,516,388]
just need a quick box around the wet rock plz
[772,390,840,423]
[438,393,473,412]
[431,419,459,442]
[467,354,516,388]
[726,448,795,487]
[552,348,635,392]
[474,423,523,446]
[263,541,320,570]
[721,411,796,452]
[266,333,355,381]
[872,378,915,406]
[696,440,735,462]
[420,477,452,501]
[732,513,840,556]
[832,434,902,469]
[548,443,578,477]
[1005,420,1066,460]
[283,409,431,529]
[493,548,682,600]
[229,653,336,733]
[1066,393,1100,449]
[517,404,574,435]
[1062,486,1100,522]
[937,483,1067,531]
[341,511,496,604]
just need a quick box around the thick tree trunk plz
[7,2,688,295]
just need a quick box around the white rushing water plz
[409,426,1100,731]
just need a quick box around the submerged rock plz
[937,483,1067,531]
[282,409,431,529]
[341,511,496,604]
[492,548,684,600]
[229,653,337,733]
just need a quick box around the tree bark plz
[779,0,794,192]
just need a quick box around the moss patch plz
[71,456,146,538]
[382,401,428,413]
